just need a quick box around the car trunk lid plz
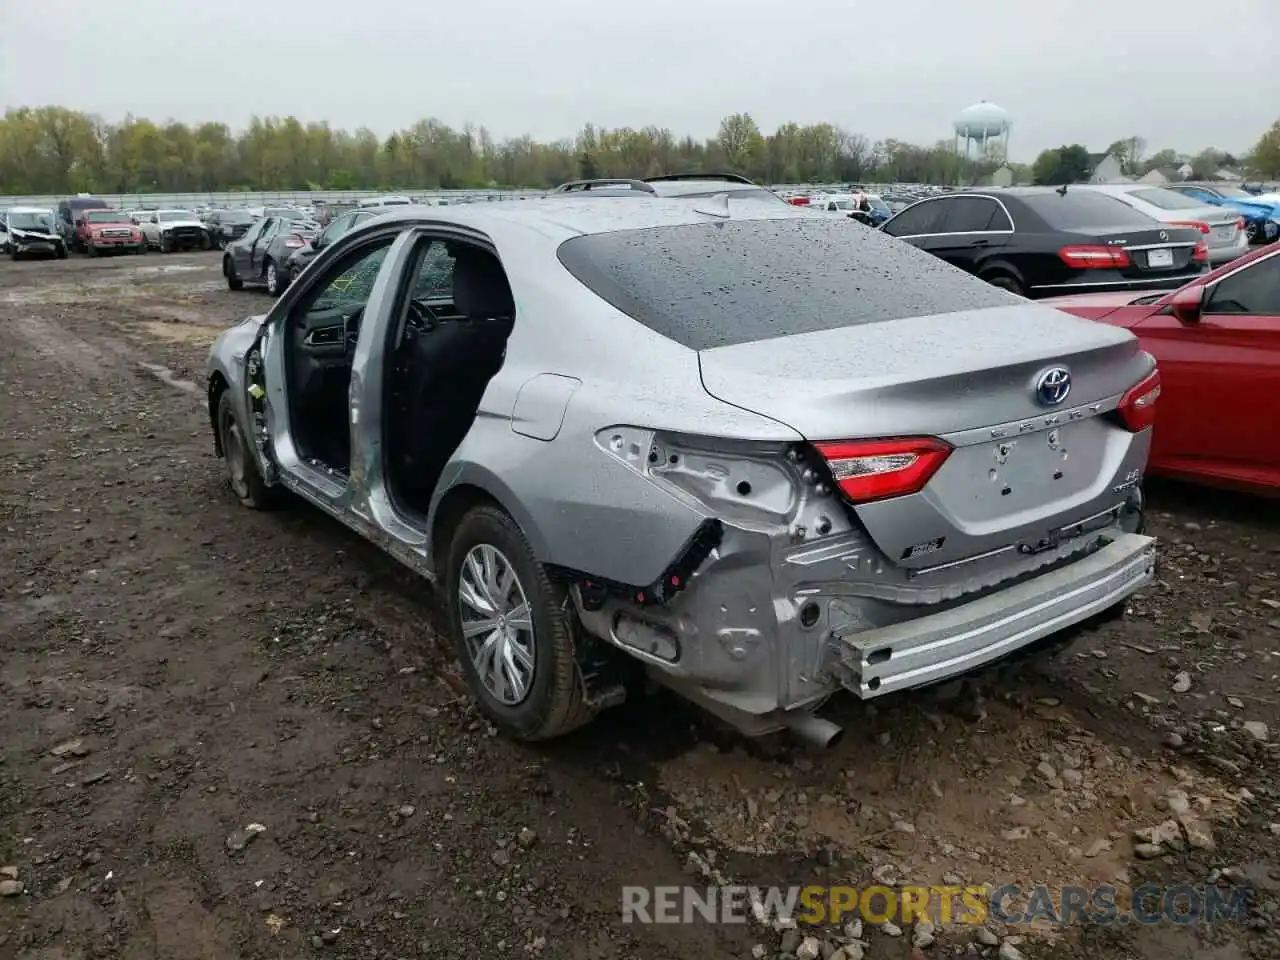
[1067,224,1201,276]
[698,303,1153,568]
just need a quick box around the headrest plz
[451,248,514,319]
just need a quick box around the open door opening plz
[384,239,516,516]
[283,238,394,474]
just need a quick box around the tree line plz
[1030,125,1280,186]
[1,106,1276,196]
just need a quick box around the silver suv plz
[206,197,1157,744]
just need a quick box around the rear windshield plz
[1129,188,1205,211]
[1019,191,1158,230]
[556,218,1018,351]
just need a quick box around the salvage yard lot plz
[1,252,1278,960]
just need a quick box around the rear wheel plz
[445,506,596,741]
[216,391,277,509]
[983,272,1027,297]
[224,255,244,291]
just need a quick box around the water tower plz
[954,101,1011,162]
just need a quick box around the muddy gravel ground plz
[1,252,1278,960]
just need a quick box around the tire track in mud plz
[0,299,762,960]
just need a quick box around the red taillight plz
[1168,219,1211,234]
[1116,369,1161,432]
[1192,239,1208,262]
[813,437,952,504]
[284,236,305,248]
[1058,245,1131,269]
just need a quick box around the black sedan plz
[283,208,379,284]
[222,216,319,296]
[205,209,257,249]
[878,186,1209,298]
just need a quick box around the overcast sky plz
[1,0,1276,161]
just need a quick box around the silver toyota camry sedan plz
[206,195,1159,745]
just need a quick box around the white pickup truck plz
[138,209,209,252]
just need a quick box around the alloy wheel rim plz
[457,544,535,705]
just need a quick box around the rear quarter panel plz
[423,227,803,586]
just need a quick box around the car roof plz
[360,195,820,240]
[8,205,54,213]
[978,186,1079,197]
[1078,183,1137,193]
[647,181,774,197]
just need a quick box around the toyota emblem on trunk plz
[1036,367,1072,406]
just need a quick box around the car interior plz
[283,236,515,516]
[384,242,516,515]
[284,239,394,471]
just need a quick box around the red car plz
[1044,242,1280,496]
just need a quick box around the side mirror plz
[1168,285,1205,324]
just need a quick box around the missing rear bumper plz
[834,532,1155,698]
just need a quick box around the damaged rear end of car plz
[556,217,1157,742]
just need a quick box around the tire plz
[56,246,68,260]
[216,237,226,250]
[160,234,171,253]
[264,259,281,297]
[86,244,98,258]
[445,505,596,741]
[984,273,1027,297]
[224,256,244,291]
[216,391,277,509]
[135,244,146,255]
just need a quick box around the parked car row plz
[878,185,1213,298]
[1158,182,1280,245]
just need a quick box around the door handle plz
[971,238,990,247]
